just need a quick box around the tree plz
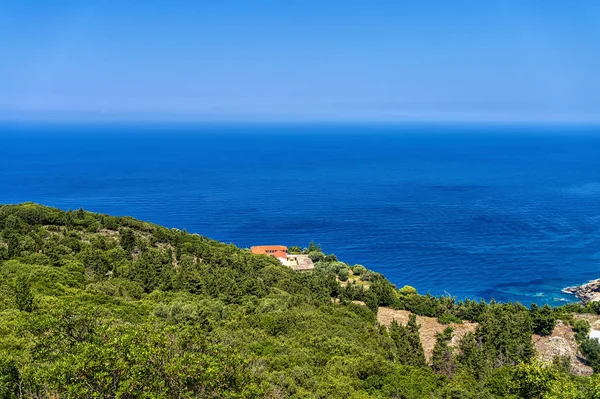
[476,303,534,367]
[120,228,136,252]
[307,241,321,252]
[581,338,600,372]
[6,232,19,258]
[0,360,19,399]
[399,285,418,296]
[390,315,426,368]
[455,331,487,378]
[288,246,302,254]
[531,304,556,335]
[509,362,571,399]
[14,275,34,312]
[431,326,455,377]
[573,319,591,342]
[365,290,379,314]
[352,265,367,275]
[338,268,349,282]
[369,278,397,307]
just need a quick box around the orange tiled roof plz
[272,251,288,259]
[251,245,288,255]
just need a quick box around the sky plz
[1,0,599,123]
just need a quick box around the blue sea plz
[2,123,600,306]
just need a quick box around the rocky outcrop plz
[533,320,593,376]
[563,279,600,303]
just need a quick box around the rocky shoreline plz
[563,279,600,303]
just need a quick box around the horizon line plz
[2,118,600,128]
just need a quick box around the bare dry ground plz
[533,318,593,376]
[377,307,594,374]
[377,307,477,361]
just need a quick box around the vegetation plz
[431,326,455,378]
[1,203,600,398]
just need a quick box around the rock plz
[563,279,600,303]
[533,320,594,376]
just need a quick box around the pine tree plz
[14,275,34,312]
[406,314,427,367]
[120,228,136,252]
[431,326,455,377]
[390,315,426,368]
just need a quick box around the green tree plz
[581,338,600,372]
[573,319,591,342]
[365,290,379,314]
[338,268,349,282]
[288,246,302,254]
[431,326,455,377]
[120,228,136,252]
[390,315,426,368]
[399,285,418,296]
[530,303,556,335]
[307,241,321,252]
[6,232,19,258]
[13,275,34,312]
[0,360,19,399]
[455,331,488,379]
[352,264,367,275]
[476,303,534,367]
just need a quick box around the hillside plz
[2,203,600,398]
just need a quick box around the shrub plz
[399,285,418,296]
[438,313,462,325]
[338,268,349,282]
[581,337,600,372]
[573,319,591,342]
[352,265,367,275]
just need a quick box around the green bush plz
[581,337,600,372]
[438,313,462,324]
[338,268,349,282]
[352,265,367,275]
[573,319,591,342]
[399,285,418,295]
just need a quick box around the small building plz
[251,245,314,271]
[251,245,289,263]
[283,254,314,271]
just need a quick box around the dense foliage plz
[1,203,600,398]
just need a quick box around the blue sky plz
[1,1,599,123]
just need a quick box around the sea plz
[2,122,600,306]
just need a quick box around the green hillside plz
[1,203,600,398]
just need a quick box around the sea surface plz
[2,123,600,306]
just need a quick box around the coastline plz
[563,279,600,303]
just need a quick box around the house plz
[251,245,314,271]
[251,245,289,263]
